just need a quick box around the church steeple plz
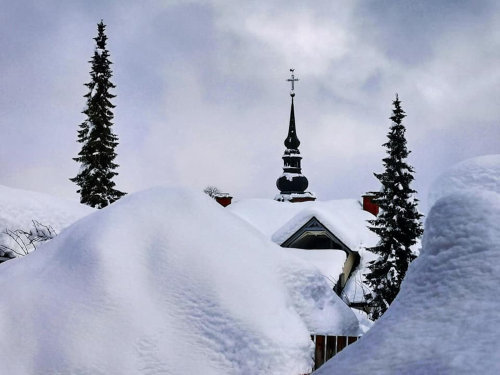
[275,69,316,203]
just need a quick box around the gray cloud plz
[1,0,500,213]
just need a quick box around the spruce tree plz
[71,21,125,208]
[365,94,423,320]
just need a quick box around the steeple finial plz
[287,68,299,96]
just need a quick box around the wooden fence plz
[311,334,360,370]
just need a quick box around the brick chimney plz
[214,193,232,207]
[362,194,379,216]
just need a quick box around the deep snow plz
[0,187,359,374]
[0,184,93,255]
[287,248,346,285]
[315,154,500,374]
[429,154,500,206]
[229,198,379,306]
[0,184,93,233]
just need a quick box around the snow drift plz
[429,154,500,206]
[0,187,358,374]
[0,184,93,233]
[316,154,500,374]
[0,184,93,256]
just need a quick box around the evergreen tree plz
[71,21,125,208]
[365,94,423,320]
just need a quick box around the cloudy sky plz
[1,0,500,213]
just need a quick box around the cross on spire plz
[287,68,299,95]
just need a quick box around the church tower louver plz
[275,69,316,203]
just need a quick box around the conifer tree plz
[71,21,125,208]
[365,94,423,320]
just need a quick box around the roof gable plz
[281,216,352,253]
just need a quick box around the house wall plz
[341,252,360,288]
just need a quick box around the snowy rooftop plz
[228,198,379,251]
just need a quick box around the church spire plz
[275,69,316,203]
[284,96,300,149]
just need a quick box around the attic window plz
[281,217,350,252]
[289,233,342,250]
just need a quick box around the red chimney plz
[362,194,379,216]
[214,193,232,207]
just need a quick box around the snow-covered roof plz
[228,198,379,252]
[0,187,360,374]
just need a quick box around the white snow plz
[0,187,359,374]
[0,184,93,255]
[316,154,500,375]
[287,248,346,286]
[351,309,373,334]
[279,172,304,181]
[229,198,305,238]
[0,184,93,233]
[274,191,317,201]
[429,154,500,206]
[286,249,374,333]
[342,247,378,304]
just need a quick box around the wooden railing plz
[311,334,360,370]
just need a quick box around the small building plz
[228,197,378,308]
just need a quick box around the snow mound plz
[429,154,500,205]
[228,198,307,238]
[287,249,346,284]
[316,155,500,374]
[0,184,93,237]
[0,187,359,374]
[0,184,93,258]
